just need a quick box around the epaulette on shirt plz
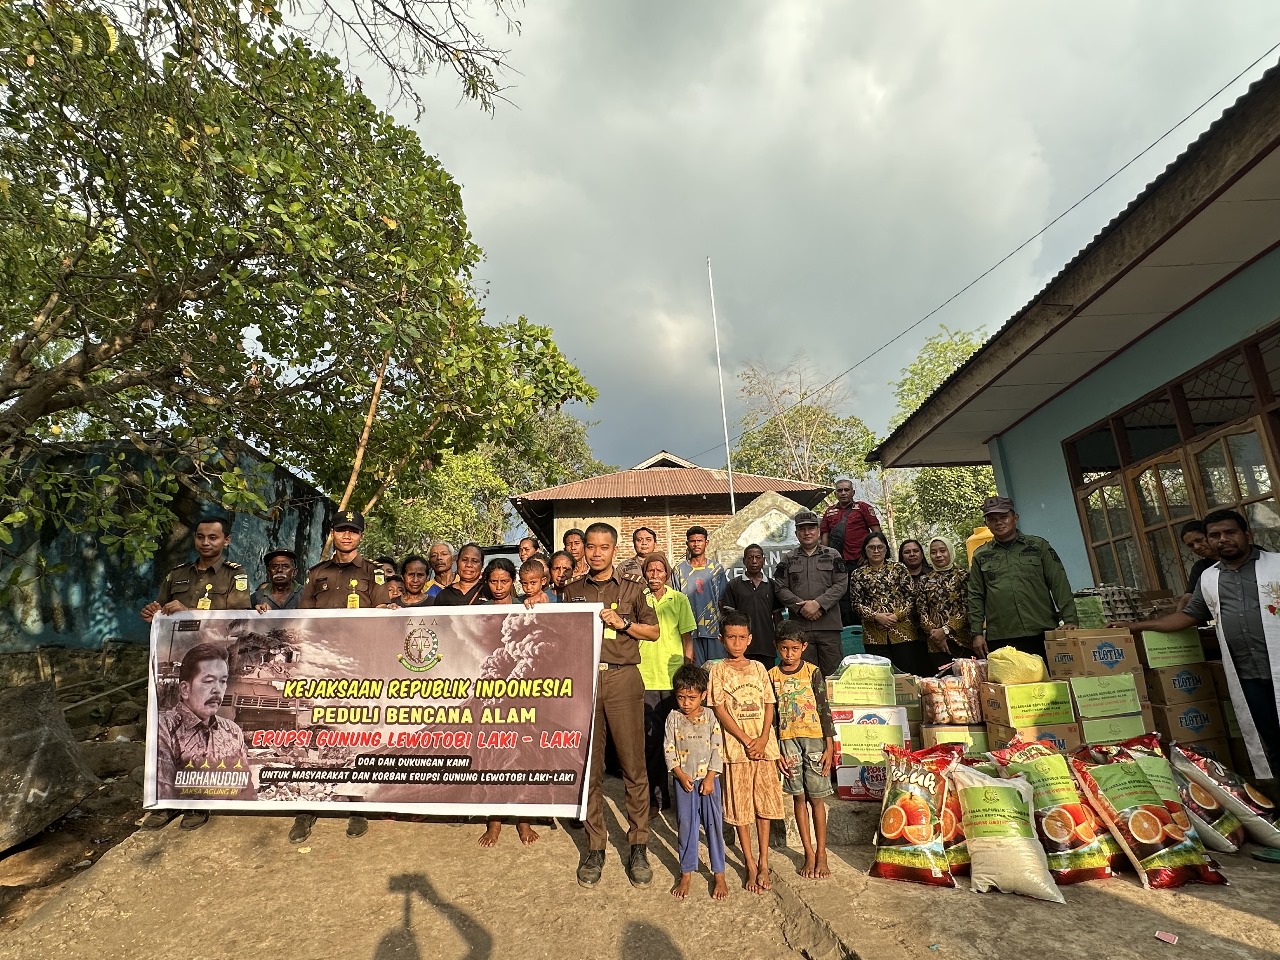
[226,560,243,569]
[620,570,647,585]
[564,573,589,588]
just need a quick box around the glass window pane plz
[1260,332,1280,397]
[1228,431,1272,499]
[1197,441,1236,508]
[1094,544,1119,585]
[1134,470,1164,526]
[1085,490,1108,542]
[1103,485,1131,536]
[1146,528,1184,593]
[1159,463,1193,519]
[1246,499,1280,552]
[1072,426,1121,475]
[1183,353,1255,435]
[1116,537,1145,589]
[1123,399,1180,460]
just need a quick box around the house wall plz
[989,246,1280,587]
[546,494,774,562]
[1,448,331,653]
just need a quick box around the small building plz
[510,451,830,559]
[872,61,1280,595]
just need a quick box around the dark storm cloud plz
[370,1,1280,470]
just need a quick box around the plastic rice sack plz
[952,762,1064,902]
[929,746,970,876]
[1106,736,1225,884]
[1172,765,1244,854]
[986,647,1048,685]
[869,744,958,887]
[1070,752,1227,888]
[1171,743,1280,849]
[990,737,1114,884]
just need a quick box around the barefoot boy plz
[664,664,728,900]
[708,611,784,893]
[769,621,836,879]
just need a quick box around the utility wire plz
[690,40,1280,464]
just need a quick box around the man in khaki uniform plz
[292,509,391,843]
[141,517,251,622]
[139,516,251,831]
[560,522,661,889]
[299,510,392,610]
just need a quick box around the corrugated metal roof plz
[870,57,1280,463]
[515,466,828,502]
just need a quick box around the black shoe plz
[577,849,605,887]
[179,810,209,831]
[289,814,316,843]
[139,811,178,831]
[346,815,368,838]
[627,844,652,888]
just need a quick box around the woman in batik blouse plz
[916,538,972,669]
[849,532,929,675]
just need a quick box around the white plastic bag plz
[952,763,1064,903]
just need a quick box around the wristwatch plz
[943,626,952,637]
[620,616,633,633]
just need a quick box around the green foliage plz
[887,325,996,558]
[362,411,614,555]
[732,361,876,485]
[0,2,593,589]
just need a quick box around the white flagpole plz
[707,257,736,515]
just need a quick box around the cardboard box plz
[1136,629,1205,669]
[1081,712,1151,745]
[835,765,887,802]
[1222,698,1241,738]
[980,681,1074,727]
[1044,630,1141,678]
[1206,659,1229,695]
[895,674,921,704]
[1228,737,1254,776]
[1070,673,1143,719]
[921,724,989,755]
[1185,736,1232,767]
[1145,664,1217,705]
[831,706,908,766]
[985,721,1082,754]
[1150,700,1225,743]
[826,662,895,706]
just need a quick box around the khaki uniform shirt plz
[773,546,847,634]
[560,567,660,665]
[157,559,252,611]
[300,555,392,609]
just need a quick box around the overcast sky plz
[378,1,1280,473]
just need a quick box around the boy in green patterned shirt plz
[768,621,836,879]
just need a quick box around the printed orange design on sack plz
[1100,736,1225,886]
[989,737,1114,884]
[869,744,959,887]
[1170,743,1280,849]
[1069,747,1227,889]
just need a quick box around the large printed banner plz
[144,604,603,817]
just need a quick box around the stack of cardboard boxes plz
[978,628,1153,752]
[1136,628,1234,766]
[825,660,910,802]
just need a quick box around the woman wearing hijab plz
[849,532,930,675]
[915,539,972,669]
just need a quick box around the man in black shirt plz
[722,544,781,668]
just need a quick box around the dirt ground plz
[2,779,1278,960]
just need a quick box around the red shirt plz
[820,501,880,563]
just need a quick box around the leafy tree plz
[362,411,614,555]
[0,3,593,579]
[887,325,997,558]
[732,360,876,486]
